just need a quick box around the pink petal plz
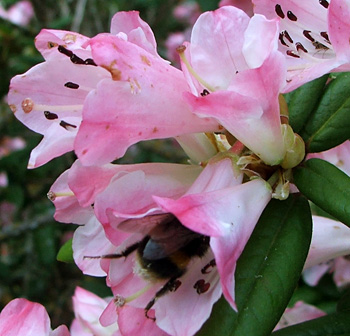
[274,301,326,331]
[75,34,219,165]
[110,11,159,57]
[304,216,350,268]
[334,257,350,287]
[185,51,286,166]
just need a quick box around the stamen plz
[200,89,210,97]
[116,283,154,305]
[21,98,34,113]
[320,31,330,44]
[177,46,216,93]
[84,58,97,66]
[275,4,285,19]
[287,10,297,22]
[47,190,74,201]
[279,33,289,47]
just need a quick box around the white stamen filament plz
[177,47,216,93]
[121,283,154,304]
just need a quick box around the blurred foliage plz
[0,0,346,331]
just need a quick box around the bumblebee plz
[93,213,212,319]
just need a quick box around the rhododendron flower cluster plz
[3,1,350,335]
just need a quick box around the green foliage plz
[294,158,350,227]
[57,238,74,264]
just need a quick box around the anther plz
[169,280,182,292]
[47,191,56,201]
[275,4,285,18]
[114,295,126,307]
[70,54,85,65]
[21,98,34,113]
[64,82,80,89]
[296,42,308,53]
[286,50,300,58]
[60,120,77,130]
[319,0,329,8]
[58,45,73,57]
[201,259,216,274]
[287,10,297,21]
[44,111,58,120]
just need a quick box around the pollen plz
[141,55,151,66]
[21,98,34,113]
[63,33,77,44]
[47,191,56,201]
[114,295,126,307]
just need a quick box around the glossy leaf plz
[271,311,350,336]
[230,195,312,336]
[300,73,350,152]
[56,238,74,263]
[197,296,237,336]
[285,74,328,134]
[294,158,350,227]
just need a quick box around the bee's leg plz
[84,240,141,259]
[145,277,182,321]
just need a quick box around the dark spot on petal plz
[64,82,79,89]
[286,50,300,58]
[319,0,329,8]
[169,280,182,292]
[44,111,58,120]
[303,30,315,42]
[201,259,216,274]
[82,149,88,155]
[296,42,308,53]
[84,58,97,66]
[194,279,210,294]
[283,30,294,44]
[275,4,285,18]
[279,32,289,46]
[60,120,77,130]
[287,10,297,21]
[200,89,210,97]
[320,31,330,43]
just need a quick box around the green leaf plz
[197,296,237,336]
[293,158,350,227]
[271,311,350,336]
[56,238,74,263]
[300,73,350,152]
[230,195,312,336]
[337,288,350,312]
[285,74,328,134]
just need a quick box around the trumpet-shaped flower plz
[254,0,350,92]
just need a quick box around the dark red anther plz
[58,45,73,57]
[283,30,294,44]
[84,58,97,66]
[279,33,288,46]
[70,54,85,65]
[320,31,330,43]
[201,259,216,274]
[169,280,182,292]
[275,4,285,18]
[200,89,210,97]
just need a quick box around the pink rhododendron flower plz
[274,301,326,330]
[253,0,350,92]
[71,287,119,336]
[0,0,34,26]
[181,6,287,165]
[173,1,201,25]
[91,158,271,336]
[0,298,70,336]
[0,136,26,159]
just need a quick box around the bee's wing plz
[143,223,202,260]
[117,213,174,234]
